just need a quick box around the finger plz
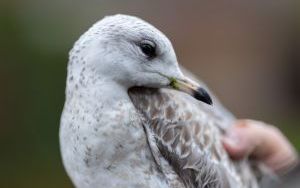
[222,120,261,160]
[222,120,298,174]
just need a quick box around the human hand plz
[222,119,298,175]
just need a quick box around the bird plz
[60,14,272,188]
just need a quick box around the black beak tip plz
[194,88,213,105]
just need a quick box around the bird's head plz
[70,14,212,105]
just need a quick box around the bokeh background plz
[0,0,299,187]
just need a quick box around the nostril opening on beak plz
[194,88,213,105]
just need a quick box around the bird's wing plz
[129,87,240,188]
[128,67,275,188]
[128,64,268,187]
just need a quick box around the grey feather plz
[60,14,275,188]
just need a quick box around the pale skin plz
[222,119,299,175]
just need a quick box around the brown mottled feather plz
[127,68,274,188]
[128,84,267,188]
[129,87,229,187]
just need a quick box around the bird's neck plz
[66,69,131,107]
[93,80,129,104]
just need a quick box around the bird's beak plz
[169,77,213,105]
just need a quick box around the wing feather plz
[128,69,265,188]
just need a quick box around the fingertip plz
[222,125,256,160]
[225,119,277,161]
[222,136,247,160]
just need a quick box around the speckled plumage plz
[60,14,270,188]
[129,85,257,188]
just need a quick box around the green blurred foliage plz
[0,2,72,187]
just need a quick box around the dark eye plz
[139,40,156,58]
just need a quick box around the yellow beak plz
[169,77,213,105]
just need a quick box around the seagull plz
[60,14,269,188]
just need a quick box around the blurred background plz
[0,0,299,187]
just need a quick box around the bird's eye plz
[139,40,156,58]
